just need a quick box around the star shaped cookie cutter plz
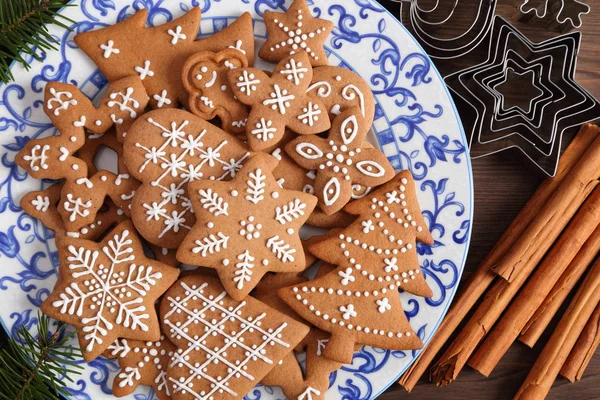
[517,0,590,31]
[445,16,600,176]
[393,0,498,60]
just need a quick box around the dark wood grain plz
[377,0,600,398]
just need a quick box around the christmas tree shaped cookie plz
[75,8,255,110]
[279,171,434,363]
[160,275,310,400]
[177,153,318,300]
[41,220,179,361]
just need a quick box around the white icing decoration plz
[297,101,321,126]
[351,185,372,200]
[275,198,307,224]
[200,96,215,109]
[118,367,140,388]
[330,104,342,115]
[236,70,260,96]
[342,84,366,117]
[228,39,246,54]
[51,230,163,351]
[263,84,295,115]
[63,194,92,222]
[279,58,308,85]
[234,250,254,289]
[339,304,357,320]
[73,115,86,127]
[376,298,391,313]
[361,220,374,233]
[306,81,332,97]
[198,189,229,216]
[356,160,386,177]
[153,90,172,108]
[384,257,398,273]
[271,148,282,160]
[268,11,327,61]
[338,267,355,286]
[298,387,321,400]
[100,40,120,58]
[59,147,69,161]
[167,26,187,45]
[296,142,323,160]
[316,339,328,356]
[251,118,277,141]
[47,88,77,116]
[245,168,266,204]
[340,114,359,145]
[323,177,341,206]
[162,282,292,399]
[108,87,140,118]
[31,195,50,212]
[266,236,295,262]
[192,232,229,256]
[232,118,247,128]
[23,144,50,171]
[134,60,155,80]
[239,216,262,240]
[204,71,218,88]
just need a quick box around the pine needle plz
[0,0,74,84]
[0,313,83,400]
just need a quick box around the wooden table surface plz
[376,1,600,399]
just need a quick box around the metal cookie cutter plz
[516,0,590,32]
[445,16,600,176]
[392,0,497,61]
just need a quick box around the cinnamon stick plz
[430,180,597,387]
[469,187,600,376]
[520,224,600,347]
[397,125,599,392]
[493,124,600,283]
[560,303,600,382]
[514,257,600,399]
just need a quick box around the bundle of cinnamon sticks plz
[398,123,600,399]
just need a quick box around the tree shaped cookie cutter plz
[445,16,600,176]
[516,0,590,32]
[394,0,498,60]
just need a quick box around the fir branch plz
[0,0,74,84]
[0,313,83,400]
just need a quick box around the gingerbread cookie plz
[177,153,317,301]
[307,66,376,127]
[16,76,148,180]
[159,274,310,400]
[278,171,433,363]
[123,108,251,249]
[227,51,331,151]
[75,8,255,110]
[182,49,250,135]
[41,220,179,361]
[260,0,333,67]
[285,106,395,215]
[105,336,176,400]
[21,184,128,241]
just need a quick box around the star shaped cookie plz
[285,106,395,215]
[260,0,333,66]
[228,51,331,151]
[177,153,318,300]
[41,220,180,361]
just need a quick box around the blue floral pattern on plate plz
[0,0,473,399]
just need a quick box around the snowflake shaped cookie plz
[285,106,395,215]
[227,51,331,151]
[182,49,250,135]
[105,336,176,400]
[124,109,251,249]
[41,220,179,361]
[177,153,317,300]
[75,8,255,110]
[159,275,310,400]
[260,0,333,67]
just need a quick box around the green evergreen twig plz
[0,313,83,400]
[0,0,74,84]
